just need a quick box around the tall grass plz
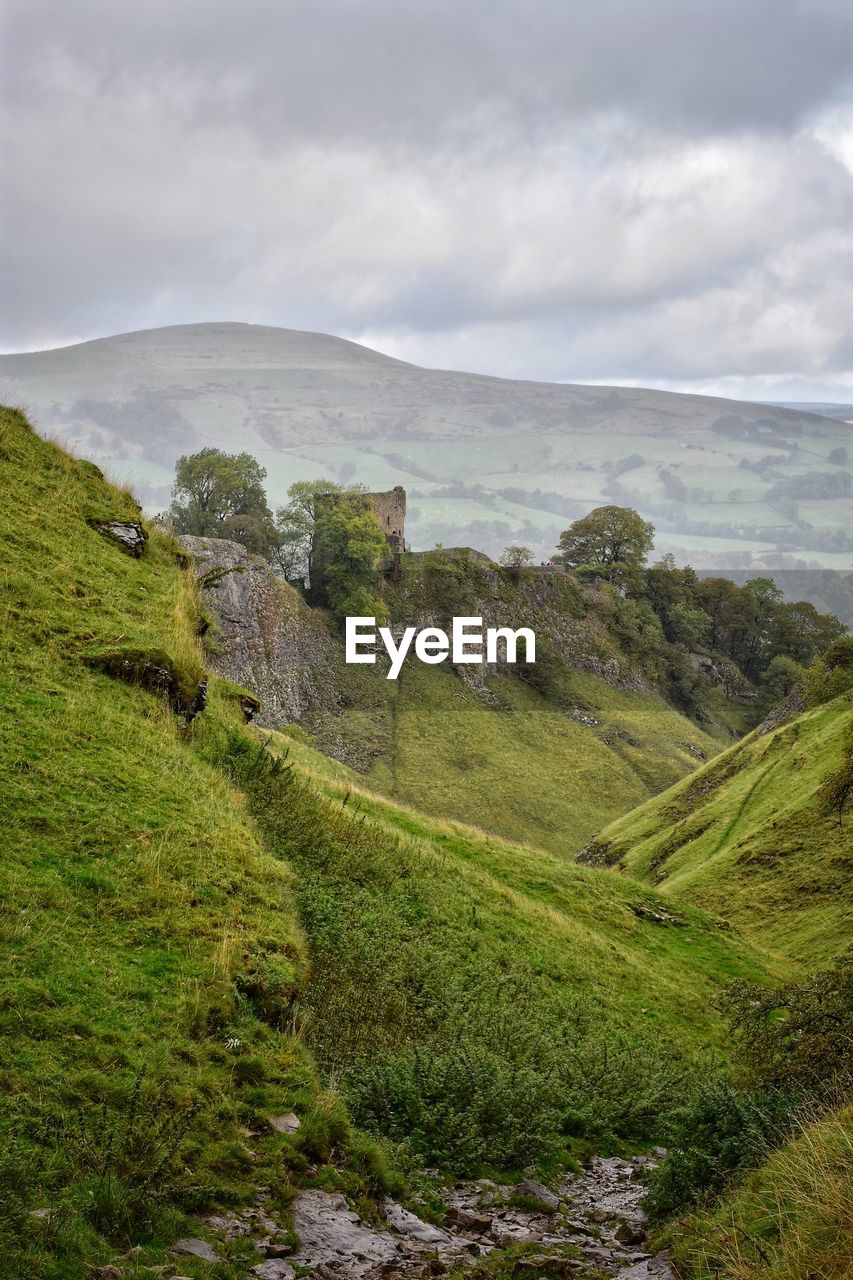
[670,1105,853,1279]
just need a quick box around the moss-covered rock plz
[83,645,207,718]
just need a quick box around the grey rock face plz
[169,1237,221,1262]
[513,1178,561,1211]
[179,536,345,727]
[755,686,806,735]
[90,520,148,558]
[268,1112,301,1134]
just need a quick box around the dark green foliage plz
[824,635,853,671]
[802,649,853,707]
[273,477,341,581]
[819,755,853,827]
[312,493,389,622]
[761,654,803,704]
[557,505,655,574]
[646,951,853,1221]
[416,547,491,622]
[51,1074,204,1239]
[169,446,279,555]
[722,950,853,1094]
[644,1082,794,1220]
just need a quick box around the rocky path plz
[165,1155,673,1280]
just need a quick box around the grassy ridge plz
[0,408,377,1278]
[589,695,853,965]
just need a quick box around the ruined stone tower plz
[308,485,406,602]
[365,485,406,556]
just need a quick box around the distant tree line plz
[553,504,847,715]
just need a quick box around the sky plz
[3,0,853,401]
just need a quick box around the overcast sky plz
[3,0,853,400]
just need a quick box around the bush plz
[47,1073,204,1240]
[644,1081,794,1221]
[722,950,853,1094]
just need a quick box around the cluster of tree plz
[553,505,847,711]
[711,414,803,441]
[768,470,852,501]
[164,449,389,623]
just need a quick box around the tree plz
[829,446,849,466]
[557,505,654,576]
[500,545,533,569]
[272,478,342,581]
[312,495,389,623]
[169,448,275,553]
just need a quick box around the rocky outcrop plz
[755,685,806,736]
[89,519,148,558]
[179,536,346,728]
[390,557,652,696]
[688,652,758,704]
[83,646,206,719]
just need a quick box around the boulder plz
[170,1237,221,1263]
[269,1112,301,1134]
[252,1263,296,1280]
[90,520,147,558]
[384,1201,454,1246]
[513,1178,561,1212]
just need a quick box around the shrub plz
[644,1081,794,1221]
[722,950,853,1094]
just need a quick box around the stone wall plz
[365,485,406,554]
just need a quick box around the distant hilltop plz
[1,321,850,577]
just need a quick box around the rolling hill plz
[582,689,853,966]
[3,322,853,581]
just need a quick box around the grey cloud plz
[3,0,853,398]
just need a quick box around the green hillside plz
[186,536,750,861]
[664,1104,853,1280]
[585,693,853,965]
[361,662,724,857]
[215,719,776,1175]
[0,407,374,1276]
[0,404,783,1276]
[3,402,849,1280]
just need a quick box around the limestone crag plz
[391,558,651,696]
[179,536,345,727]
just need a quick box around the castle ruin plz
[308,485,406,602]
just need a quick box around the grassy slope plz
[5,403,838,1271]
[666,1105,853,1280]
[302,552,731,860]
[257,725,775,1120]
[365,663,726,857]
[589,695,853,965]
[0,409,365,1278]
